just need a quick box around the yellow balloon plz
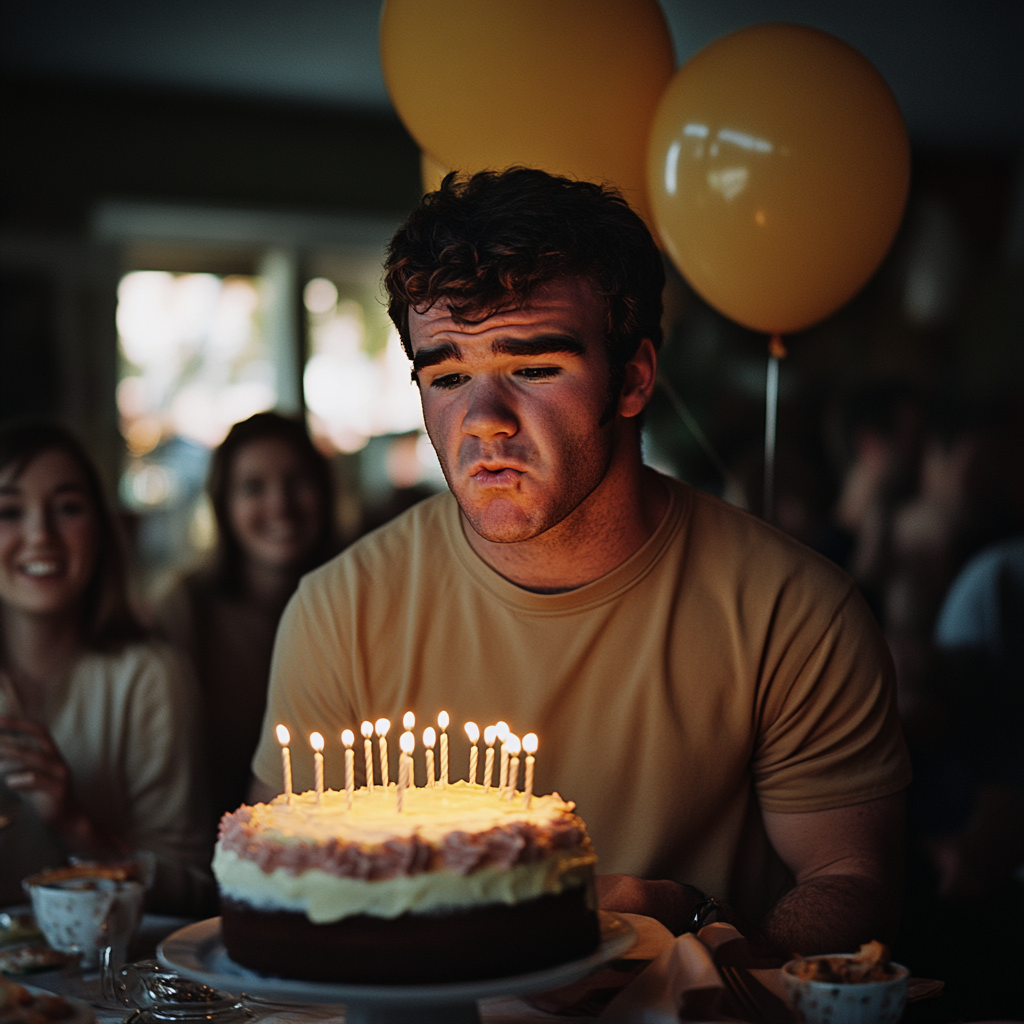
[382,0,674,226]
[420,151,449,195]
[647,24,910,335]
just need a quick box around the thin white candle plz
[522,733,538,809]
[437,711,450,787]
[423,727,436,787]
[496,721,510,792]
[465,722,479,784]
[375,718,390,788]
[361,721,374,793]
[342,729,355,809]
[397,731,414,811]
[276,724,293,803]
[483,725,497,792]
[310,732,325,803]
[504,734,521,799]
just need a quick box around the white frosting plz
[234,782,578,845]
[213,781,596,922]
[213,845,595,921]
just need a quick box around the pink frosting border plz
[218,806,590,880]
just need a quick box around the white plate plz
[158,912,635,1024]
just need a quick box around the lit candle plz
[483,726,497,792]
[403,711,415,731]
[397,730,414,811]
[465,722,480,784]
[423,727,436,787]
[497,721,510,793]
[437,711,450,787]
[310,732,325,803]
[522,733,538,809]
[375,718,391,788]
[276,724,293,804]
[342,729,355,809]
[361,721,374,793]
[504,734,521,799]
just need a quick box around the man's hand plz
[595,874,711,936]
[760,791,905,956]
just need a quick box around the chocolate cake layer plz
[220,885,599,984]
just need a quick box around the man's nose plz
[461,377,519,440]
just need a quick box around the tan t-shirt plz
[253,477,911,921]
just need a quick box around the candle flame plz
[495,721,510,742]
[523,732,538,754]
[403,711,415,730]
[310,731,325,752]
[276,724,290,745]
[375,718,390,736]
[423,726,436,748]
[464,721,480,743]
[484,725,497,746]
[437,710,449,730]
[341,729,354,747]
[506,734,522,755]
[361,721,373,738]
[400,731,415,755]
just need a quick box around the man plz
[251,169,910,954]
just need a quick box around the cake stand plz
[158,912,635,1024]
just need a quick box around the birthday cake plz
[213,781,600,984]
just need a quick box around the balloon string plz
[763,335,786,524]
[656,376,739,495]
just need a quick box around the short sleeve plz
[753,586,912,813]
[251,578,359,794]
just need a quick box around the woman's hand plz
[0,715,78,826]
[0,714,127,858]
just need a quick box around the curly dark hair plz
[206,412,337,596]
[384,168,665,400]
[0,421,145,651]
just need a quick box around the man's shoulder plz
[300,490,456,595]
[665,476,855,604]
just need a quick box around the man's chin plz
[457,497,546,545]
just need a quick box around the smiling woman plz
[0,422,213,913]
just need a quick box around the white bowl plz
[23,873,144,969]
[782,953,910,1024]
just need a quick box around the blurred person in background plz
[0,422,212,914]
[155,412,336,827]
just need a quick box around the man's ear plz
[618,338,658,419]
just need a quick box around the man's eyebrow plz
[0,484,19,496]
[490,336,585,358]
[412,341,464,373]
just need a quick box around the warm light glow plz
[361,721,373,739]
[496,721,510,742]
[310,732,324,752]
[375,718,390,737]
[423,727,436,748]
[437,711,449,730]
[523,733,538,754]
[464,722,480,743]
[400,731,415,755]
[484,725,497,746]
[276,724,290,745]
[341,729,354,747]
[506,734,522,755]
[403,711,415,730]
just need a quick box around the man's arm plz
[760,790,905,955]
[248,777,278,804]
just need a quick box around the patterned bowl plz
[782,954,910,1024]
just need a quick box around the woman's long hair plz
[0,421,145,651]
[206,412,337,596]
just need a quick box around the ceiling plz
[2,0,1022,146]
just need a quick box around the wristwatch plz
[682,884,722,932]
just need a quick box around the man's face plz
[409,277,621,544]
